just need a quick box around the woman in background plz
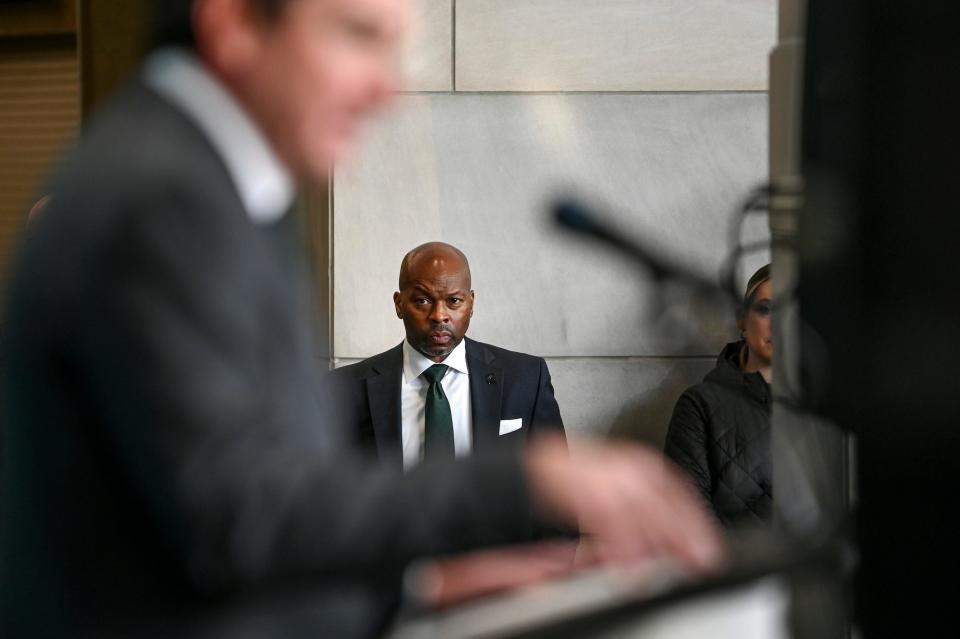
[664,264,772,527]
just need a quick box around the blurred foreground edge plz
[388,530,846,639]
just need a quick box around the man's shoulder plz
[76,80,228,192]
[330,344,404,381]
[35,84,229,250]
[44,78,249,252]
[465,338,547,371]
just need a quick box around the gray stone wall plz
[331,0,776,446]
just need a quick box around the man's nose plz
[428,303,449,323]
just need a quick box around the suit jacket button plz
[486,373,496,385]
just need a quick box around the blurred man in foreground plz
[0,1,723,637]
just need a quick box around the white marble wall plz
[334,93,769,358]
[331,0,775,443]
[456,0,775,91]
[401,0,452,91]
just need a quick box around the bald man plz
[331,242,566,471]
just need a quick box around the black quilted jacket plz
[664,341,772,527]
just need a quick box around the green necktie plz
[422,364,454,460]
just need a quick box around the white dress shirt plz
[142,47,295,224]
[401,339,473,470]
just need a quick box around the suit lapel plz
[365,344,404,471]
[466,339,503,454]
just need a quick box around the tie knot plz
[422,364,449,385]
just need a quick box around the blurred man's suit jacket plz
[0,53,545,639]
[330,338,566,473]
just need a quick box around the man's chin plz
[418,343,454,361]
[292,143,343,186]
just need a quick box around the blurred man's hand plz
[409,438,724,608]
[526,436,725,573]
[410,541,578,607]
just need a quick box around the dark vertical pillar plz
[800,2,960,635]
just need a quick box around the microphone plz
[551,197,721,294]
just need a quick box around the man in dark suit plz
[0,1,723,638]
[333,242,566,471]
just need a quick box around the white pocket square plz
[498,418,523,436]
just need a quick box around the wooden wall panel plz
[0,42,80,293]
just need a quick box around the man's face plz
[394,258,474,363]
[220,0,407,182]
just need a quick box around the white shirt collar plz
[142,47,295,225]
[402,338,469,384]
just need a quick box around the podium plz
[388,533,840,639]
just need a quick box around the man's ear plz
[194,0,263,77]
[393,291,403,318]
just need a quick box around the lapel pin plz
[486,373,496,385]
